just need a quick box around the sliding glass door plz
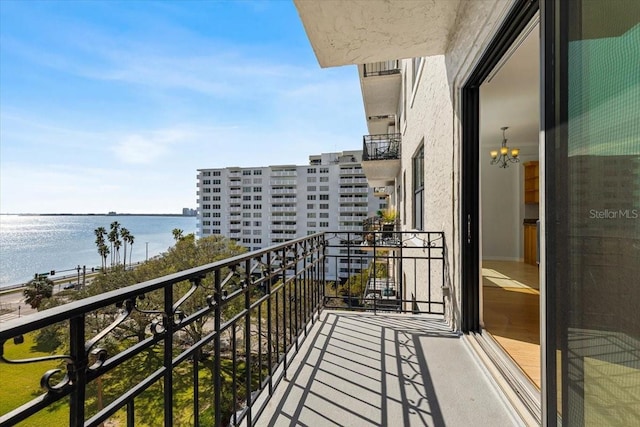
[543,1,640,424]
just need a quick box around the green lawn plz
[0,333,69,426]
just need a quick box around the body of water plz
[0,215,196,289]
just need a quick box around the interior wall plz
[480,156,521,260]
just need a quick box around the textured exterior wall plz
[398,0,515,329]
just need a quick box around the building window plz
[307,168,316,173]
[253,204,261,209]
[253,178,262,184]
[320,167,329,174]
[319,186,329,191]
[213,171,221,176]
[319,204,329,209]
[307,203,315,209]
[307,176,316,182]
[213,188,221,193]
[253,187,262,192]
[243,195,251,201]
[202,171,211,177]
[307,195,316,200]
[242,204,251,209]
[253,170,262,175]
[254,195,262,200]
[254,221,261,226]
[213,179,221,185]
[212,196,220,201]
[253,212,262,218]
[319,213,329,218]
[307,186,316,191]
[253,238,262,244]
[243,170,251,175]
[202,179,211,185]
[307,212,316,218]
[320,176,329,182]
[319,222,329,227]
[413,144,424,230]
[243,187,251,192]
[307,222,316,227]
[319,194,329,200]
[243,212,251,218]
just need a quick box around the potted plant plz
[381,208,397,239]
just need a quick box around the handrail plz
[0,230,445,426]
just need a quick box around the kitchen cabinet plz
[524,161,539,204]
[524,223,538,265]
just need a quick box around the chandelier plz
[490,126,520,168]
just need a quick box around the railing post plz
[266,251,273,395]
[214,270,222,427]
[69,315,86,427]
[163,284,173,427]
[244,258,252,425]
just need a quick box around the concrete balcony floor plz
[256,311,522,427]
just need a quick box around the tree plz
[108,221,121,266]
[98,244,110,271]
[120,227,131,267]
[95,227,107,270]
[121,228,135,268]
[23,275,54,309]
[172,228,184,242]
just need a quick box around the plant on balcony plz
[381,208,397,224]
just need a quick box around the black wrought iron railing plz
[362,133,401,161]
[323,231,445,315]
[363,60,400,77]
[0,231,445,427]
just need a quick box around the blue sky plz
[0,0,366,214]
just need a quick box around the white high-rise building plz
[196,150,388,281]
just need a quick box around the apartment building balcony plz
[228,189,242,195]
[271,170,297,177]
[362,133,401,187]
[270,179,296,186]
[339,177,368,184]
[270,188,296,195]
[339,206,368,213]
[271,224,296,231]
[271,206,296,212]
[339,186,369,194]
[358,61,402,135]
[339,195,367,203]
[0,231,519,427]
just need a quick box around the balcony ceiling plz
[362,159,401,187]
[293,0,462,67]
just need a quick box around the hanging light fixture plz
[490,126,520,168]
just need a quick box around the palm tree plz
[172,228,184,242]
[23,275,54,309]
[121,227,130,267]
[126,233,135,268]
[108,221,121,266]
[94,227,107,269]
[98,244,110,271]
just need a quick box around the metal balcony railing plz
[362,133,401,161]
[363,60,400,77]
[0,231,445,427]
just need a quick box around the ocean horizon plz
[0,214,196,289]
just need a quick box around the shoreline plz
[1,213,196,217]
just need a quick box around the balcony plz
[360,61,401,135]
[0,232,518,427]
[362,133,401,187]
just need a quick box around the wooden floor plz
[482,260,541,389]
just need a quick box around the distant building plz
[182,208,197,216]
[196,150,388,281]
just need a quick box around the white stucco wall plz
[398,0,515,330]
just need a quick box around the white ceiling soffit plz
[293,0,462,67]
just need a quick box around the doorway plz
[479,21,541,388]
